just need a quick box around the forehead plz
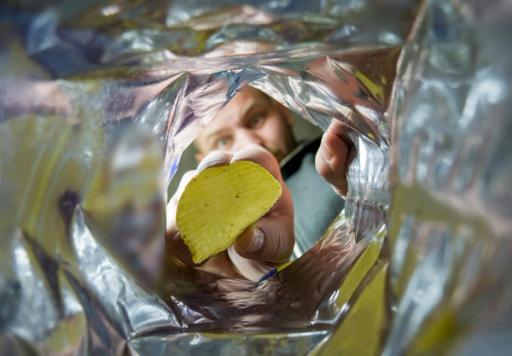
[198,87,271,136]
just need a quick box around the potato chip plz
[176,160,282,264]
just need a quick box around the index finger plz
[231,144,283,181]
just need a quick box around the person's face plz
[195,87,296,162]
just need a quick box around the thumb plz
[234,214,294,264]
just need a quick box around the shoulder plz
[280,137,321,180]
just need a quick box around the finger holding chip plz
[165,151,233,266]
[166,145,294,279]
[230,144,294,264]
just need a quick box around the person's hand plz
[315,120,354,198]
[166,144,294,271]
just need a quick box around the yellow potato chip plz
[176,160,282,264]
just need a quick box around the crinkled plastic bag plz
[0,0,511,355]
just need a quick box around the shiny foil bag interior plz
[1,0,511,355]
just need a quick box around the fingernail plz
[246,228,264,253]
[197,159,227,172]
[197,152,232,172]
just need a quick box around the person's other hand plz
[166,144,294,269]
[315,120,354,198]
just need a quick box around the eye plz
[248,113,265,128]
[215,136,232,150]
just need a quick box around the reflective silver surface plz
[1,0,511,354]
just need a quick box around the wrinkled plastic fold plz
[0,0,511,355]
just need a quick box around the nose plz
[233,129,263,151]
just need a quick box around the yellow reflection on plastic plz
[336,231,385,309]
[355,70,385,104]
[314,263,388,356]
